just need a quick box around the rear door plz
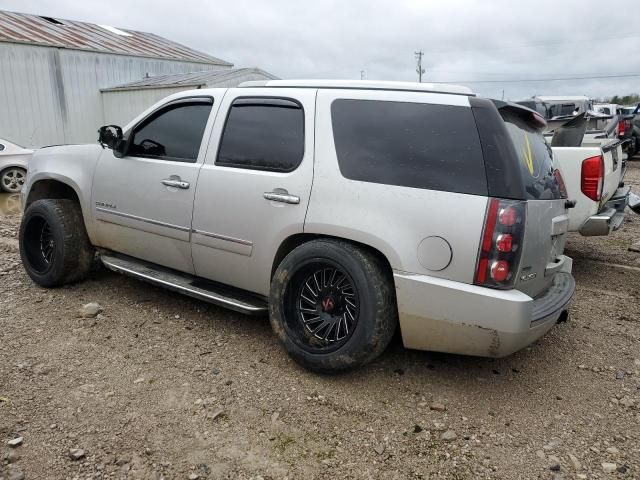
[190,88,316,296]
[499,108,570,297]
[92,96,217,274]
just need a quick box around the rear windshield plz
[501,110,563,200]
[331,99,487,195]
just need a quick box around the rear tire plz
[19,199,94,287]
[270,239,397,372]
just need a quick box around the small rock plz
[49,423,57,429]
[188,474,199,480]
[440,430,457,442]
[617,465,628,474]
[373,443,385,455]
[619,396,635,408]
[7,469,25,480]
[7,437,23,448]
[605,446,620,455]
[69,448,86,461]
[271,411,280,423]
[3,450,19,463]
[615,370,626,380]
[209,409,224,421]
[211,368,220,375]
[543,438,562,451]
[133,378,145,384]
[413,425,423,434]
[429,402,446,412]
[568,453,581,470]
[634,359,640,367]
[548,455,561,471]
[79,302,102,318]
[535,450,546,460]
[578,364,587,370]
[601,462,617,473]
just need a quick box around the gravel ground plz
[1,165,639,480]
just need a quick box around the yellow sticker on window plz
[522,132,534,176]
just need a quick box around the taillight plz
[553,169,568,199]
[474,199,526,289]
[581,155,604,202]
[618,120,626,137]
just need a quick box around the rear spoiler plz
[550,113,587,147]
[491,100,547,130]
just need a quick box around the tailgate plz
[598,140,624,204]
[515,199,569,298]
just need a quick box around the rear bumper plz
[395,264,575,358]
[579,186,629,236]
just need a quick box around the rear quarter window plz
[330,99,487,195]
[501,110,563,200]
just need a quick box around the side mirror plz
[98,125,124,156]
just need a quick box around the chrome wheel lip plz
[1,168,26,193]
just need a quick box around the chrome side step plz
[100,253,268,315]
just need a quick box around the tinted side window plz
[129,101,212,162]
[216,98,304,172]
[331,99,487,195]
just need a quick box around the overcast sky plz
[2,0,640,101]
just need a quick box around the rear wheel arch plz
[271,233,395,282]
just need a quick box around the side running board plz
[100,252,268,316]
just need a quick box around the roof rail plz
[238,79,474,96]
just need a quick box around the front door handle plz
[264,188,300,204]
[162,176,190,189]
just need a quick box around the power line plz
[434,73,640,84]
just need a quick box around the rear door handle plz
[263,189,300,204]
[162,177,190,189]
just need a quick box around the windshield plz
[501,110,564,200]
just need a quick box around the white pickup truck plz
[550,114,634,235]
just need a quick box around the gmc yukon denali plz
[19,80,575,372]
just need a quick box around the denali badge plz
[95,201,117,209]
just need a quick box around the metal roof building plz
[0,10,275,146]
[101,68,278,126]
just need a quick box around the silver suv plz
[19,80,575,371]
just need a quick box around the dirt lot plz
[1,166,639,480]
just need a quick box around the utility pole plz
[360,70,365,80]
[415,50,425,83]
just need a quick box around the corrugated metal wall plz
[101,86,189,126]
[101,71,276,127]
[0,43,227,147]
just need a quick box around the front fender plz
[22,144,102,242]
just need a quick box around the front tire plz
[19,199,94,287]
[270,239,397,372]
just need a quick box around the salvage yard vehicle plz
[550,114,638,236]
[18,80,575,371]
[0,138,32,193]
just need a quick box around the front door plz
[92,96,216,274]
[191,88,316,295]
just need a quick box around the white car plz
[0,138,32,193]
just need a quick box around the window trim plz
[124,96,214,163]
[215,96,306,173]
